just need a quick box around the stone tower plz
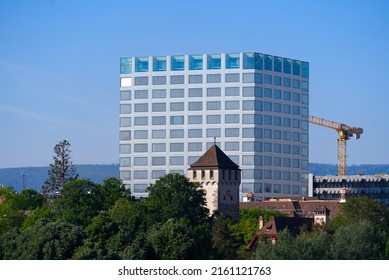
[187,144,241,220]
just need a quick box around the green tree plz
[42,140,78,199]
[94,177,133,211]
[72,212,120,260]
[330,220,387,260]
[55,179,99,226]
[148,218,196,260]
[20,204,51,231]
[13,219,85,260]
[230,208,286,246]
[330,196,389,232]
[145,173,209,226]
[12,189,43,210]
[0,228,19,260]
[255,229,332,260]
[211,213,239,259]
[121,232,155,260]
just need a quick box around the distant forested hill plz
[1,163,389,192]
[309,163,389,176]
[0,164,119,192]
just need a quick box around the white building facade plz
[119,52,309,200]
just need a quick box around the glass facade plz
[120,52,309,200]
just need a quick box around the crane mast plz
[308,116,363,176]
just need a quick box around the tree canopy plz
[42,140,78,198]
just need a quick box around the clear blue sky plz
[1,0,388,168]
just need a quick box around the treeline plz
[0,174,282,260]
[1,173,389,259]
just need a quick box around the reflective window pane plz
[171,55,185,71]
[135,57,149,72]
[189,55,203,70]
[226,53,240,69]
[153,56,166,71]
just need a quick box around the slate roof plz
[189,144,240,170]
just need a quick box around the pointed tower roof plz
[189,144,240,170]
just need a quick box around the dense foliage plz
[1,173,389,260]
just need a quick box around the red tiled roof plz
[240,199,341,220]
[189,144,240,170]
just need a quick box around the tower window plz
[201,170,205,180]
[193,170,197,179]
[210,170,214,179]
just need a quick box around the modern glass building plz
[119,52,309,200]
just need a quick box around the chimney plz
[339,188,348,203]
[259,216,264,230]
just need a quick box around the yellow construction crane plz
[308,116,363,176]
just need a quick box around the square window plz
[188,102,203,111]
[152,157,166,166]
[189,74,203,84]
[226,53,240,68]
[120,131,131,141]
[225,101,240,110]
[207,54,221,69]
[170,156,184,165]
[225,128,239,137]
[207,88,221,96]
[134,77,148,86]
[188,142,202,151]
[152,76,166,85]
[152,116,166,125]
[152,130,166,139]
[134,157,148,166]
[170,129,184,138]
[152,143,166,152]
[135,57,148,72]
[188,129,202,138]
[153,56,166,71]
[225,73,240,82]
[207,115,221,124]
[207,74,221,83]
[188,115,202,124]
[170,102,184,111]
[120,104,131,114]
[134,143,148,153]
[152,103,166,112]
[170,75,185,84]
[188,88,202,97]
[225,114,239,123]
[170,143,184,152]
[152,89,166,98]
[170,116,184,125]
[134,170,148,179]
[170,89,185,98]
[134,117,148,126]
[189,55,203,70]
[171,55,185,71]
[206,128,221,137]
[120,91,131,100]
[207,101,221,110]
[120,57,132,74]
[120,77,132,87]
[225,141,239,151]
[225,87,239,96]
